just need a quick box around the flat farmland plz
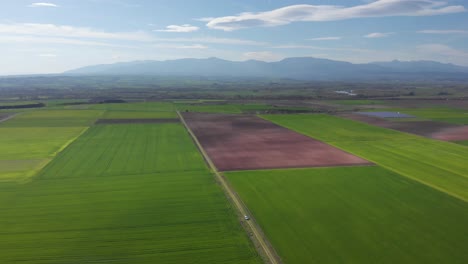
[183,113,371,171]
[102,110,177,119]
[226,166,468,264]
[38,124,207,178]
[0,123,260,263]
[0,109,103,127]
[263,114,468,201]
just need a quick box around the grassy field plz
[263,114,468,201]
[175,102,311,114]
[0,122,260,263]
[39,124,207,178]
[0,109,103,127]
[455,140,468,146]
[101,110,177,119]
[90,102,175,112]
[226,166,468,264]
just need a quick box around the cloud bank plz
[204,0,465,31]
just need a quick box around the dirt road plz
[177,111,282,264]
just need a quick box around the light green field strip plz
[175,103,310,114]
[0,109,102,182]
[0,159,50,182]
[0,123,260,264]
[226,167,468,264]
[102,110,177,119]
[0,109,104,127]
[263,114,468,201]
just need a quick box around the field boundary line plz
[0,113,19,123]
[177,111,282,264]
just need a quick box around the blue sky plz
[1,0,467,75]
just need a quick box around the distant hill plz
[65,57,468,81]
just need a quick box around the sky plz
[0,0,467,75]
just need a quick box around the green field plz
[455,140,468,146]
[263,114,468,201]
[101,110,177,119]
[0,123,260,263]
[226,167,468,264]
[174,102,310,114]
[0,109,103,127]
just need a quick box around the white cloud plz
[155,24,199,33]
[0,23,153,41]
[38,53,57,57]
[309,37,341,41]
[152,37,266,46]
[364,32,393,38]
[204,1,466,31]
[0,35,130,48]
[418,29,468,34]
[153,44,208,49]
[242,51,283,62]
[0,23,263,46]
[416,44,468,65]
[29,3,58,7]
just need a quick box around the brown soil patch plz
[340,113,468,141]
[183,113,371,171]
[431,126,468,141]
[95,118,179,124]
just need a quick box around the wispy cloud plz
[0,23,153,41]
[155,24,199,33]
[309,37,341,41]
[243,51,283,62]
[38,53,57,57]
[364,32,393,38]
[204,1,465,31]
[0,35,130,48]
[153,44,207,49]
[418,29,468,34]
[0,23,263,46]
[29,3,58,8]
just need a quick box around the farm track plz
[0,113,18,123]
[177,111,282,264]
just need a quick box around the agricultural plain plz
[0,108,260,263]
[263,114,468,201]
[227,166,468,264]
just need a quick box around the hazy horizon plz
[1,0,468,75]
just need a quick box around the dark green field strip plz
[226,167,468,264]
[0,172,259,263]
[455,140,468,146]
[38,124,208,179]
[0,109,104,127]
[263,114,468,201]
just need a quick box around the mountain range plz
[65,57,468,81]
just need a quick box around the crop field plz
[226,166,468,264]
[90,102,175,112]
[263,114,468,201]
[102,110,177,119]
[175,102,311,114]
[455,140,468,146]
[38,124,207,178]
[0,109,103,127]
[0,122,260,263]
[183,113,370,171]
[340,112,468,141]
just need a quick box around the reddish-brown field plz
[340,113,468,141]
[431,126,468,141]
[183,113,371,171]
